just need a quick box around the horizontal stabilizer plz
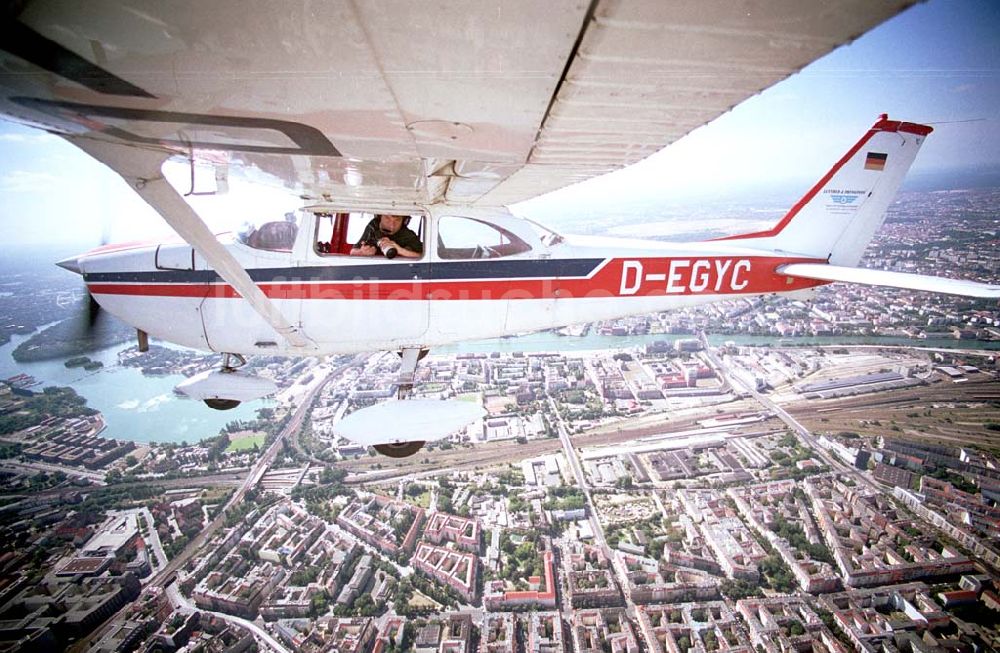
[779,263,1000,299]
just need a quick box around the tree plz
[720,579,762,601]
[319,466,347,485]
[309,592,329,617]
[290,568,319,585]
[615,476,634,489]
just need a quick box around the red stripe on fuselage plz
[87,256,828,300]
[83,239,166,256]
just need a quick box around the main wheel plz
[374,441,425,458]
[204,398,241,410]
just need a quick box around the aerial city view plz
[1,0,999,652]
[0,185,997,652]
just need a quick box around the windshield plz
[522,218,564,246]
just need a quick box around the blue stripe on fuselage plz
[83,258,606,284]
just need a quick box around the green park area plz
[226,431,266,452]
[407,590,441,611]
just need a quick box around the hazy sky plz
[1,0,998,246]
[523,0,1000,219]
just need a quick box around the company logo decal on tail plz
[864,152,888,171]
[823,188,864,215]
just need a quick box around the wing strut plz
[69,138,316,350]
[779,263,1000,299]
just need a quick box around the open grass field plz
[226,432,266,452]
[408,589,441,610]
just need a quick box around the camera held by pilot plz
[374,238,397,259]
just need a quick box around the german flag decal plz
[865,152,887,171]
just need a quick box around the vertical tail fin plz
[716,116,932,266]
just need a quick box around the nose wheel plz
[374,441,425,458]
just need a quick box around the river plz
[0,331,265,445]
[2,325,995,445]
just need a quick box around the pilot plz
[350,214,423,259]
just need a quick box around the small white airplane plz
[2,2,997,457]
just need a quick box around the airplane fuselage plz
[70,207,826,356]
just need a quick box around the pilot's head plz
[378,214,406,234]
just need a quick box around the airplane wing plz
[0,1,917,210]
[779,263,1000,299]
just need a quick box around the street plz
[548,397,641,627]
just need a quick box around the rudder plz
[716,116,932,266]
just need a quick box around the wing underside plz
[0,0,916,209]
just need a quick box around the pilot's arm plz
[350,220,379,256]
[377,237,421,258]
[350,243,377,256]
[379,228,424,259]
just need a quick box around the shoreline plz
[89,413,107,438]
[3,327,996,450]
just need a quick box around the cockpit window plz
[437,216,532,259]
[314,212,425,258]
[237,212,299,252]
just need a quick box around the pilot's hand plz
[356,244,377,256]
[378,237,396,250]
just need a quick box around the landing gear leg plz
[203,353,247,410]
[396,347,428,399]
[221,353,246,372]
[355,348,431,456]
